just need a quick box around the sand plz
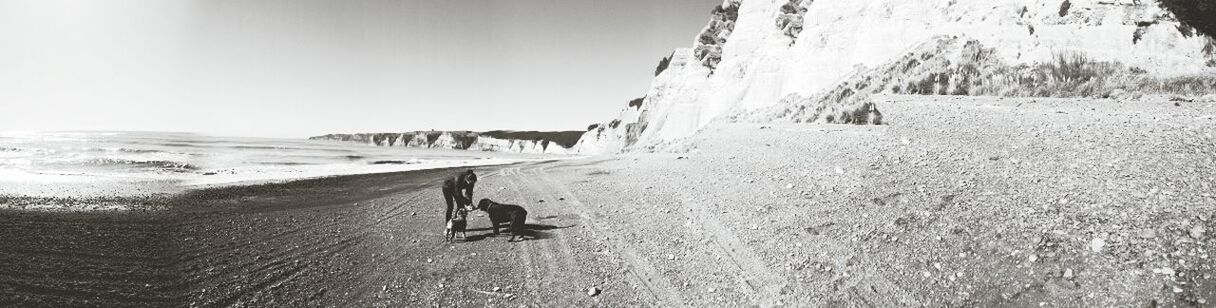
[2,95,1214,307]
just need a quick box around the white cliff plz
[576,0,1216,153]
[309,131,579,155]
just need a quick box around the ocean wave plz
[156,143,203,148]
[77,147,167,154]
[260,161,313,166]
[82,158,200,172]
[369,160,421,165]
[230,145,300,150]
[115,148,166,154]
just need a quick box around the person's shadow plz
[460,224,571,242]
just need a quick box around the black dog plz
[475,199,529,242]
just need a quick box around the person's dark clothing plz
[455,172,475,202]
[442,171,477,223]
[442,179,470,223]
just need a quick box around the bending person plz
[441,170,478,223]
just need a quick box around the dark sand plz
[0,165,602,307]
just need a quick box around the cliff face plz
[577,0,1216,153]
[309,131,584,155]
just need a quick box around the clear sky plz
[0,0,720,138]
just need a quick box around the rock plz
[785,184,795,189]
[538,199,545,203]
[426,258,433,263]
[587,287,600,297]
[1153,267,1175,276]
[1190,226,1205,239]
[1139,229,1157,238]
[1063,268,1074,279]
[1089,238,1106,253]
[559,197,565,201]
[493,287,501,292]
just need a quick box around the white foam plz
[184,158,531,187]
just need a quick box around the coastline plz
[0,155,580,212]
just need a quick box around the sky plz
[0,0,721,138]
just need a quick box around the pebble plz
[1063,268,1074,279]
[1089,238,1106,253]
[785,184,795,189]
[587,287,600,297]
[493,287,502,292]
[1190,226,1205,239]
[1140,229,1157,238]
[1153,267,1176,276]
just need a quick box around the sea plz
[0,131,543,204]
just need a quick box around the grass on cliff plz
[890,40,1216,99]
[745,36,1216,125]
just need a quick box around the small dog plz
[445,207,469,243]
[475,199,529,242]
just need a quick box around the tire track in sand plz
[507,166,591,300]
[527,165,688,307]
[497,167,545,298]
[682,198,788,307]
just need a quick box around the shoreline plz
[0,162,516,307]
[0,156,582,212]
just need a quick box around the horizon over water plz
[0,131,551,210]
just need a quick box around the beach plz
[2,95,1215,307]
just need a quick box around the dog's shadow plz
[459,224,572,242]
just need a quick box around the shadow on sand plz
[458,223,572,242]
